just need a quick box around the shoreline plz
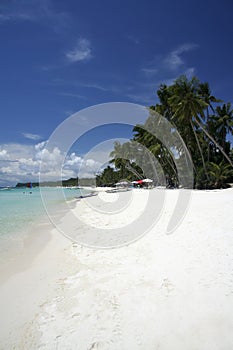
[0,188,233,349]
[0,225,71,349]
[0,186,95,279]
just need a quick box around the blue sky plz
[0,0,233,185]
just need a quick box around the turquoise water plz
[0,187,93,237]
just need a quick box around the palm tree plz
[198,82,222,161]
[109,141,143,180]
[169,76,233,169]
[198,82,222,118]
[212,103,233,150]
[109,141,128,179]
[133,118,178,186]
[154,84,173,121]
[208,161,233,188]
[168,76,209,180]
[194,118,233,167]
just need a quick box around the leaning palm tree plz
[109,141,128,178]
[198,82,222,117]
[194,118,233,167]
[169,76,233,169]
[198,82,222,161]
[212,103,233,150]
[168,76,209,180]
[133,118,179,185]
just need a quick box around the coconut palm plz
[212,103,233,150]
[198,82,222,118]
[194,118,233,167]
[167,76,209,180]
[169,76,233,169]
[198,82,222,161]
[97,75,233,189]
[208,161,233,188]
[133,118,178,185]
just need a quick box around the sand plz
[0,188,233,349]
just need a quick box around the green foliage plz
[97,75,233,189]
[15,177,96,188]
[207,161,233,188]
[96,166,119,186]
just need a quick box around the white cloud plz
[164,43,198,71]
[0,142,101,185]
[137,42,199,103]
[0,143,34,160]
[0,166,13,174]
[35,141,47,151]
[141,68,158,76]
[0,12,34,22]
[58,92,87,99]
[66,38,92,63]
[0,149,10,160]
[141,43,198,79]
[79,83,107,91]
[0,1,70,35]
[184,67,195,78]
[22,132,42,141]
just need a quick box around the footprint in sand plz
[160,278,175,295]
[88,341,109,349]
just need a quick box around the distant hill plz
[15,177,96,188]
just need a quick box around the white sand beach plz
[0,188,233,349]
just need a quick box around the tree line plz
[15,177,96,188]
[96,75,233,189]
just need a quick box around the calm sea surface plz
[0,186,93,238]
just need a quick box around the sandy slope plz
[0,188,233,349]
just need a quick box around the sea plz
[0,186,94,260]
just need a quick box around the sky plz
[0,0,233,186]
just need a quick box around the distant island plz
[15,177,96,188]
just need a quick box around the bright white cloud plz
[0,142,101,185]
[35,141,47,151]
[66,38,92,63]
[0,166,12,174]
[0,149,10,160]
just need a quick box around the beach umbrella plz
[116,181,130,186]
[137,180,143,184]
[142,178,153,183]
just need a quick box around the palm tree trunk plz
[191,120,209,181]
[206,107,210,162]
[125,162,143,179]
[194,117,233,168]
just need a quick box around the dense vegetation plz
[15,177,96,188]
[97,75,233,189]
